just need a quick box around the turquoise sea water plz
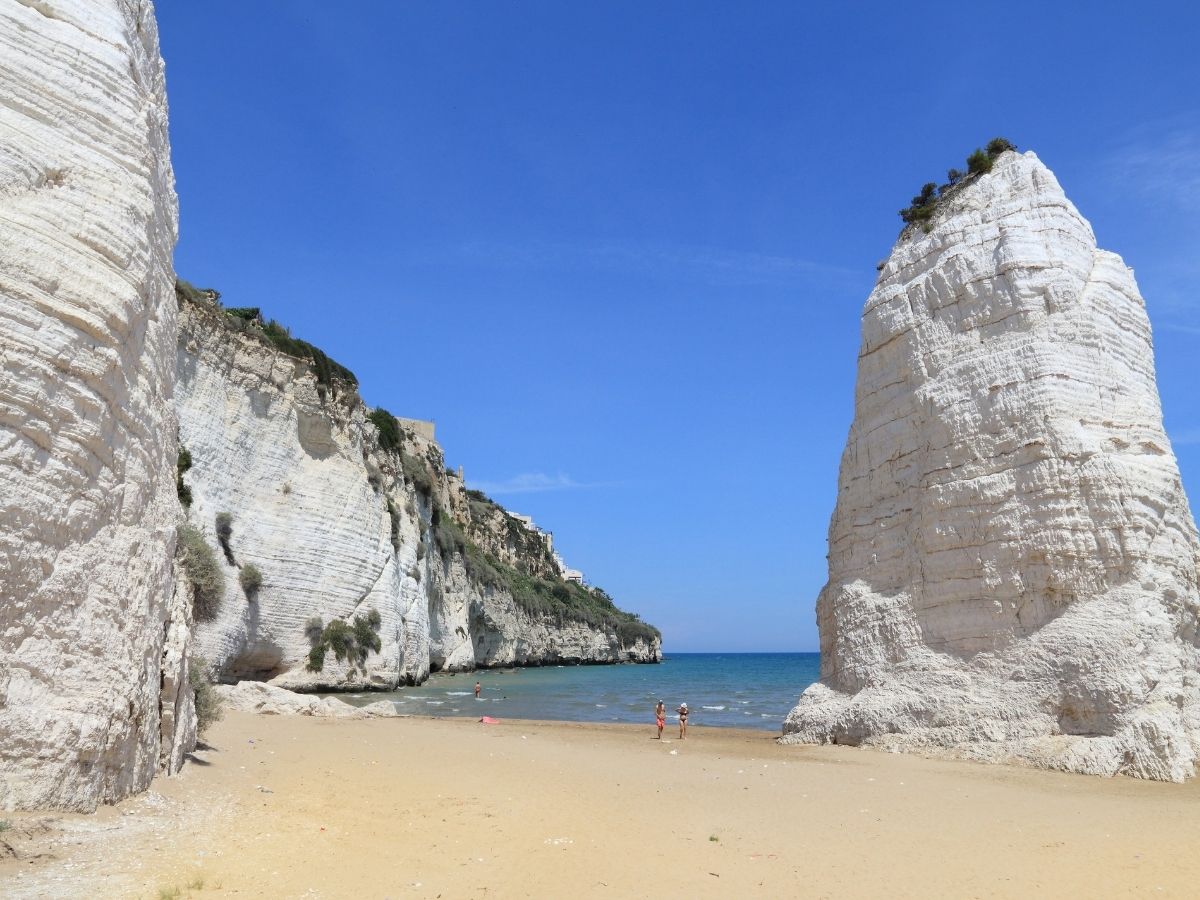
[338,653,821,731]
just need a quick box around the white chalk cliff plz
[0,0,656,813]
[0,0,190,810]
[783,150,1200,780]
[175,297,660,691]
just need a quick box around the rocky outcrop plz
[175,297,660,691]
[783,150,1200,781]
[0,0,191,810]
[215,681,398,718]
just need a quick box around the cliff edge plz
[783,150,1200,781]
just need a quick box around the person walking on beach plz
[677,702,689,739]
[655,700,666,739]
[474,681,482,699]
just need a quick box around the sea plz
[336,652,820,731]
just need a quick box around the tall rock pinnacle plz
[0,0,183,810]
[783,150,1200,781]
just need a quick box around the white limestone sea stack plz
[0,0,189,810]
[783,150,1200,781]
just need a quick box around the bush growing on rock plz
[175,278,219,306]
[189,655,224,736]
[966,148,992,176]
[176,278,356,393]
[225,306,261,323]
[239,563,263,598]
[178,525,224,622]
[304,609,383,675]
[402,451,434,497]
[176,446,193,508]
[367,407,402,453]
[259,319,357,391]
[986,136,1016,157]
[898,138,1019,233]
[385,497,401,551]
[215,512,235,565]
[432,503,466,557]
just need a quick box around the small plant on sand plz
[238,563,263,599]
[0,820,11,834]
[189,655,224,736]
[304,608,383,676]
[177,525,224,622]
[214,512,235,565]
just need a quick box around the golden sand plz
[3,710,1200,898]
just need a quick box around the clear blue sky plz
[157,2,1200,652]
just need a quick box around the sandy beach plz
[1,711,1198,899]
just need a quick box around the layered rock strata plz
[0,0,191,810]
[176,297,660,691]
[784,151,1200,781]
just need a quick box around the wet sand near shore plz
[3,711,1200,898]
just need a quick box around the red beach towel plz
[480,716,500,724]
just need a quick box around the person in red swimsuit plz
[655,700,666,739]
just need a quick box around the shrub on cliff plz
[175,278,220,306]
[966,148,992,176]
[368,408,402,453]
[260,320,357,391]
[898,138,1020,233]
[176,446,193,508]
[457,538,660,645]
[385,497,402,551]
[178,525,224,622]
[986,137,1016,157]
[189,655,224,736]
[402,451,434,497]
[225,306,261,324]
[239,563,263,599]
[304,609,383,675]
[432,503,466,557]
[215,512,235,565]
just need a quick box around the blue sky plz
[157,2,1200,652]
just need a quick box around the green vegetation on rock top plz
[898,137,1017,234]
[367,407,403,452]
[176,278,357,389]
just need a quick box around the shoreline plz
[281,655,663,695]
[5,712,1200,898]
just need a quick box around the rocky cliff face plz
[0,0,191,810]
[784,151,1200,781]
[176,297,660,691]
